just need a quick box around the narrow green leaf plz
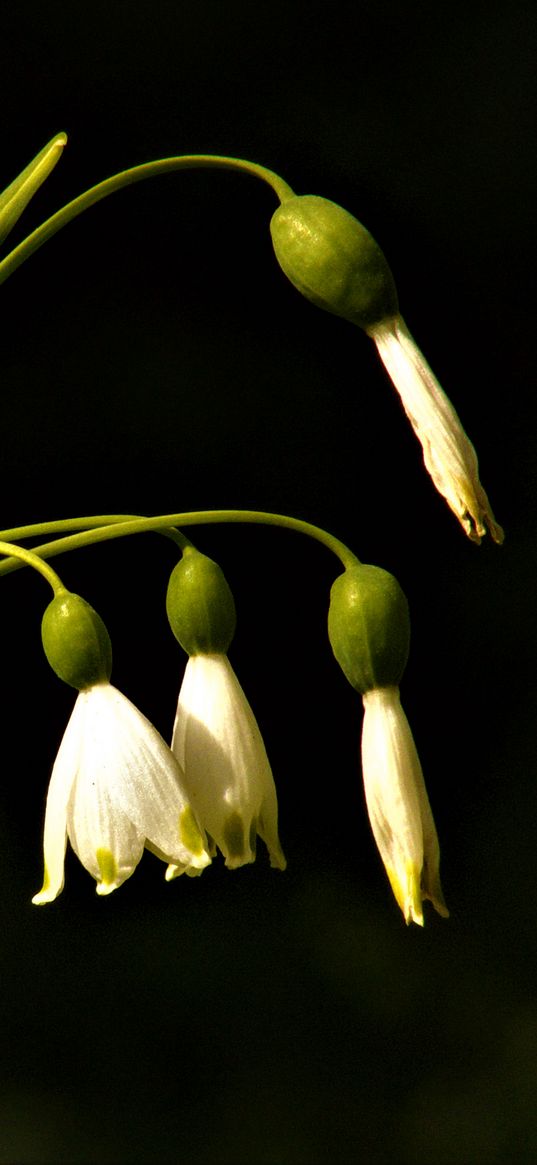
[0,131,67,245]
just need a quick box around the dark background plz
[0,2,536,1162]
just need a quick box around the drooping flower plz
[328,563,448,925]
[270,194,502,544]
[367,315,504,544]
[168,652,286,874]
[361,685,448,926]
[32,681,211,903]
[165,548,286,875]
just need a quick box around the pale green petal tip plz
[258,813,286,870]
[421,843,449,919]
[224,853,256,871]
[268,846,287,872]
[95,847,121,897]
[32,888,55,905]
[179,805,205,856]
[32,863,61,906]
[96,881,119,898]
[165,854,210,881]
[423,872,450,919]
[387,860,449,925]
[170,813,284,874]
[222,811,256,869]
[387,862,424,927]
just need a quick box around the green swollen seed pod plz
[166,548,237,656]
[270,194,399,330]
[41,590,113,690]
[328,564,410,694]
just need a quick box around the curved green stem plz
[0,154,295,287]
[0,540,64,593]
[0,510,359,577]
[0,514,190,548]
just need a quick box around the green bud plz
[41,590,113,690]
[166,548,237,656]
[0,133,67,246]
[328,564,410,694]
[270,194,398,330]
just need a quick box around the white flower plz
[168,653,286,873]
[32,681,211,903]
[368,315,504,544]
[361,685,448,926]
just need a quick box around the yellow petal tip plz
[388,862,424,927]
[95,847,120,895]
[96,881,118,897]
[32,889,54,906]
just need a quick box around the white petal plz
[67,712,145,894]
[369,315,504,544]
[411,760,449,919]
[172,654,285,869]
[361,686,425,925]
[257,781,287,871]
[32,693,85,904]
[79,684,210,871]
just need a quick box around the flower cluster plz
[0,139,500,928]
[33,565,286,904]
[33,659,284,903]
[33,552,448,928]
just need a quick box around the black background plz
[1,2,536,1162]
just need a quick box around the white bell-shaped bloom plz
[361,685,448,926]
[32,681,211,903]
[368,315,504,544]
[169,653,286,873]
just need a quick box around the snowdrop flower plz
[361,686,448,926]
[166,547,286,875]
[328,563,448,925]
[271,194,502,544]
[368,316,504,544]
[33,681,211,903]
[168,653,286,873]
